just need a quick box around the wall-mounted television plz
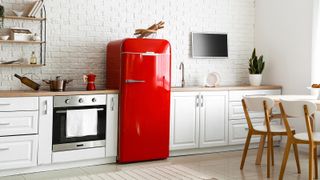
[192,32,228,58]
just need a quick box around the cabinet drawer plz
[229,89,281,102]
[0,97,38,111]
[0,135,38,170]
[229,119,280,145]
[229,102,264,120]
[0,111,38,136]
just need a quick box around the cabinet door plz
[38,96,53,165]
[0,135,38,170]
[199,91,228,148]
[106,94,118,158]
[170,92,199,150]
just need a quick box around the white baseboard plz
[0,157,116,177]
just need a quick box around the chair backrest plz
[279,99,317,141]
[280,99,316,117]
[242,96,275,131]
[243,96,275,112]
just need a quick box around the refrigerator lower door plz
[118,52,171,163]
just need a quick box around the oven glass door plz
[53,105,106,145]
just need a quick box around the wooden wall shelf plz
[0,64,44,67]
[4,16,45,21]
[0,40,45,44]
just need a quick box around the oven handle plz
[55,108,105,114]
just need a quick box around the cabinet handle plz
[0,103,10,106]
[44,100,48,115]
[0,147,9,151]
[243,94,267,97]
[201,95,204,107]
[195,95,199,107]
[0,123,10,126]
[111,97,114,111]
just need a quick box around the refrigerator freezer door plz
[118,52,171,163]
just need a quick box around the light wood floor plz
[0,147,315,180]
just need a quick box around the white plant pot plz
[249,74,262,86]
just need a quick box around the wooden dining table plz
[253,95,320,165]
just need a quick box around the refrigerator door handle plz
[125,79,146,83]
[141,52,157,56]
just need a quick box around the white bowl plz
[12,10,24,17]
[0,35,9,40]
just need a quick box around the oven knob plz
[79,98,84,103]
[65,99,70,104]
[92,98,96,102]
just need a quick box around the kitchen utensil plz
[1,59,24,64]
[14,74,40,90]
[43,76,73,92]
[0,35,9,40]
[83,73,96,91]
[204,72,221,87]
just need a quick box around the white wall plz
[0,0,255,90]
[255,0,313,95]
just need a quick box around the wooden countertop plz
[0,85,281,97]
[171,85,282,92]
[0,89,119,97]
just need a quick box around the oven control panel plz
[54,95,106,107]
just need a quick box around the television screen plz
[192,33,228,58]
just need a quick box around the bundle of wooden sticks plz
[134,21,165,38]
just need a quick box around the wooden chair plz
[240,97,301,178]
[279,100,318,180]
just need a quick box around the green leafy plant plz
[0,5,4,29]
[248,48,265,74]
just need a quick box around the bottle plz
[30,51,37,64]
[14,74,40,91]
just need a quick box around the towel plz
[66,109,98,138]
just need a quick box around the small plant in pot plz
[248,48,265,86]
[0,4,4,29]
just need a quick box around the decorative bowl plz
[12,10,24,17]
[0,35,9,40]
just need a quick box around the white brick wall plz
[0,0,255,90]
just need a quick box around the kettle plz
[83,73,96,91]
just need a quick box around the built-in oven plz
[52,94,106,152]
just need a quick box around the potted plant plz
[248,48,265,86]
[0,4,4,29]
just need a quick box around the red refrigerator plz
[106,38,171,163]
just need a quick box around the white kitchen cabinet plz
[37,97,53,165]
[170,92,199,150]
[229,118,265,145]
[199,91,228,148]
[170,91,228,151]
[228,89,282,145]
[106,94,118,158]
[0,135,38,170]
[0,97,38,111]
[229,89,281,102]
[0,111,38,137]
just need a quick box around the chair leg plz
[279,141,292,180]
[271,136,274,166]
[256,134,266,165]
[314,146,318,179]
[267,134,272,178]
[309,144,314,180]
[293,143,301,174]
[240,131,252,170]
